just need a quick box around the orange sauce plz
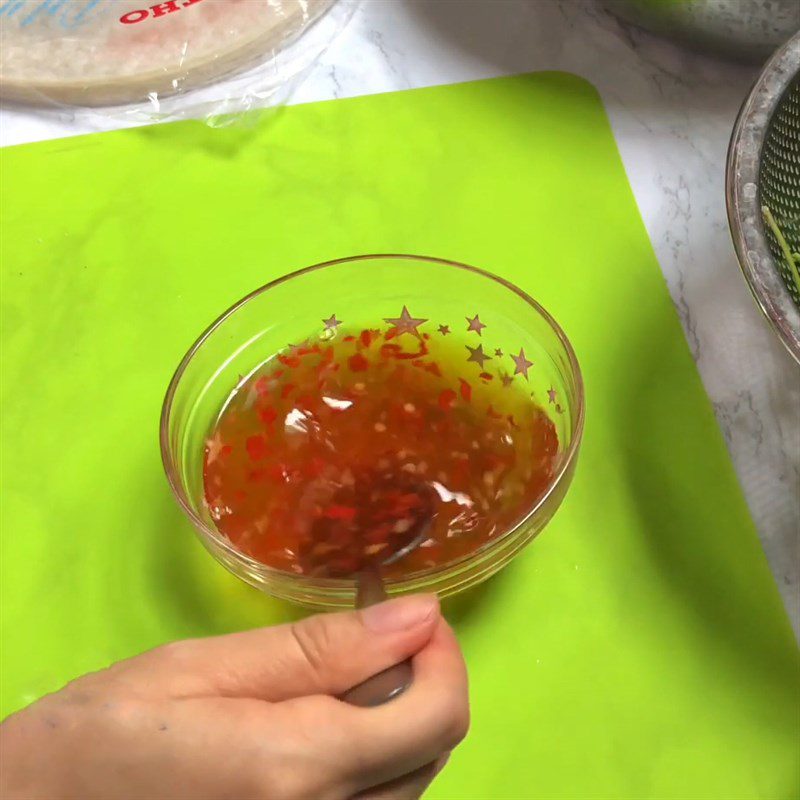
[203,326,559,578]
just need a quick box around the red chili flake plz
[281,383,295,399]
[259,406,277,425]
[380,342,402,359]
[479,372,494,382]
[321,346,334,363]
[297,345,321,357]
[459,379,472,402]
[439,389,457,411]
[395,347,426,361]
[246,435,268,461]
[278,355,301,369]
[271,369,285,380]
[380,342,429,361]
[324,505,357,521]
[425,362,442,377]
[343,335,356,343]
[360,329,374,348]
[220,444,233,458]
[255,376,271,396]
[348,353,369,372]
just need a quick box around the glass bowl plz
[160,254,584,608]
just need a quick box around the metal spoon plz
[341,513,433,707]
[304,473,436,707]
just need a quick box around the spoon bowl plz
[303,471,436,578]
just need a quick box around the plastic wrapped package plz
[0,0,354,123]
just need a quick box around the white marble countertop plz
[2,0,798,634]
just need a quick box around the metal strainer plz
[727,31,800,364]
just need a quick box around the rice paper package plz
[0,0,351,121]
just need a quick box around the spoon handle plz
[340,569,414,707]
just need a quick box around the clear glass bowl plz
[160,255,584,608]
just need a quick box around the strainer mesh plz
[760,76,800,306]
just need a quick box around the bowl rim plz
[725,30,800,366]
[160,253,585,587]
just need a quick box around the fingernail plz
[361,594,438,633]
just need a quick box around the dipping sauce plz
[203,319,559,578]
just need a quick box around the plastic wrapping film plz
[0,0,355,124]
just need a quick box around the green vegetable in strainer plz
[762,205,800,300]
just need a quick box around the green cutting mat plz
[1,73,798,799]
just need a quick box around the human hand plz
[0,594,468,800]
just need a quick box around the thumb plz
[142,594,440,702]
